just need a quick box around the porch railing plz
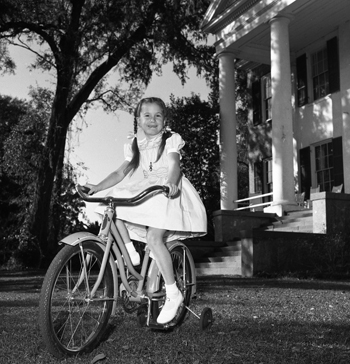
[234,192,273,211]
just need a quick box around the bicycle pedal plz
[148,320,176,330]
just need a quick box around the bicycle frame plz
[39,185,211,359]
[60,185,197,317]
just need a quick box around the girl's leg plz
[146,227,174,284]
[116,219,140,266]
[146,227,183,324]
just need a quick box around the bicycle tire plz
[38,242,114,358]
[151,246,192,325]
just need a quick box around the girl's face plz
[137,102,165,139]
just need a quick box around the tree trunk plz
[29,112,68,266]
[47,133,66,258]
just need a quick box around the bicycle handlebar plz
[76,184,170,206]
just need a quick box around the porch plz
[187,191,350,277]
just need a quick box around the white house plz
[202,0,350,217]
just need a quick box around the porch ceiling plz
[205,0,350,65]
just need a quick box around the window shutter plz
[332,136,344,186]
[252,79,262,125]
[296,54,308,107]
[327,37,340,94]
[300,147,311,199]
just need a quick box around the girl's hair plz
[124,97,172,175]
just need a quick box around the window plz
[312,48,329,100]
[315,141,333,192]
[252,73,271,125]
[252,79,262,126]
[253,159,272,202]
[299,138,344,198]
[296,54,308,106]
[296,37,340,106]
[263,158,273,195]
[254,162,262,193]
[262,74,272,121]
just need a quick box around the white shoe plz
[156,291,184,324]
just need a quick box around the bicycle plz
[38,184,213,358]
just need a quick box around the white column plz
[339,21,350,193]
[269,16,295,209]
[218,52,237,210]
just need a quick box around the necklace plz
[149,162,153,172]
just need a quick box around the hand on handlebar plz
[164,182,179,198]
[84,183,99,195]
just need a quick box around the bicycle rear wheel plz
[151,246,192,325]
[38,242,114,358]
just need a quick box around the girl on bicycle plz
[86,97,207,324]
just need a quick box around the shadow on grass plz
[197,276,350,292]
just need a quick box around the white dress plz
[103,132,207,243]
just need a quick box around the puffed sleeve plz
[166,133,185,158]
[124,141,133,161]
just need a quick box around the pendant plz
[149,162,153,172]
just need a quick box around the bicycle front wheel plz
[39,242,114,358]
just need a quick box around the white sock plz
[165,282,179,298]
[125,242,137,253]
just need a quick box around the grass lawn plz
[1,271,350,363]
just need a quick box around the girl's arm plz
[165,152,181,197]
[85,160,130,195]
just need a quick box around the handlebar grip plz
[80,185,92,194]
[162,185,170,195]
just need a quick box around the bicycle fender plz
[59,232,104,246]
[146,241,197,299]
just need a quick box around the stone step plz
[224,240,241,248]
[196,241,241,263]
[285,213,313,220]
[268,224,313,233]
[207,255,240,262]
[218,244,241,252]
[195,258,241,276]
[267,220,313,228]
[266,212,314,233]
[211,248,241,258]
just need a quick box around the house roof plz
[201,0,262,32]
[202,0,350,64]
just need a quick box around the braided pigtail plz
[155,129,172,162]
[124,116,140,175]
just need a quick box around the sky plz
[0,45,210,221]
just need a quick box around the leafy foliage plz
[168,94,220,237]
[0,94,89,268]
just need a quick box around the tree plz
[168,92,220,238]
[0,0,213,263]
[235,68,250,199]
[0,93,88,268]
[0,95,29,265]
